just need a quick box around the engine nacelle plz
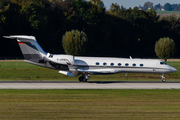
[45,53,75,65]
[56,55,75,65]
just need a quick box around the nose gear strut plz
[160,74,166,82]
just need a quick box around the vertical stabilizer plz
[3,35,47,62]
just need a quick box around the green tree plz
[164,3,172,11]
[62,30,88,56]
[143,1,153,10]
[155,37,176,62]
[20,1,48,30]
[154,3,162,10]
[72,0,105,26]
[89,0,104,8]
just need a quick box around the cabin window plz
[103,63,107,66]
[133,63,136,67]
[110,63,114,66]
[140,64,144,67]
[118,63,121,66]
[125,63,129,66]
[96,62,100,65]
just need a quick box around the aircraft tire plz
[82,77,87,82]
[79,77,83,82]
[162,78,166,82]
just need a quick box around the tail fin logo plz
[18,42,25,44]
[4,35,47,60]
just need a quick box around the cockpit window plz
[160,61,167,65]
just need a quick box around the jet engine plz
[55,54,75,65]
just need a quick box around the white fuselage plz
[74,57,176,74]
[48,55,177,74]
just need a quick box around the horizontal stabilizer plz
[3,35,36,41]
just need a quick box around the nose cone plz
[170,67,177,73]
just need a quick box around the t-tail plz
[3,35,47,67]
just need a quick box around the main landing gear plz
[78,73,90,82]
[160,74,166,82]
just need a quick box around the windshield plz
[160,61,167,65]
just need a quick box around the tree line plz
[141,1,180,11]
[0,0,180,58]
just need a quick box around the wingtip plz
[3,36,11,38]
[3,35,36,40]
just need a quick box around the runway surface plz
[0,81,180,89]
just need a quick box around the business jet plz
[4,35,177,82]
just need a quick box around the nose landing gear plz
[160,74,166,82]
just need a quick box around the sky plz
[102,0,180,9]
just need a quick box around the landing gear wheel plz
[160,74,166,82]
[162,78,166,82]
[79,76,87,82]
[82,77,87,82]
[79,77,83,82]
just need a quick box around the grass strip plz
[0,89,180,120]
[0,61,179,81]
